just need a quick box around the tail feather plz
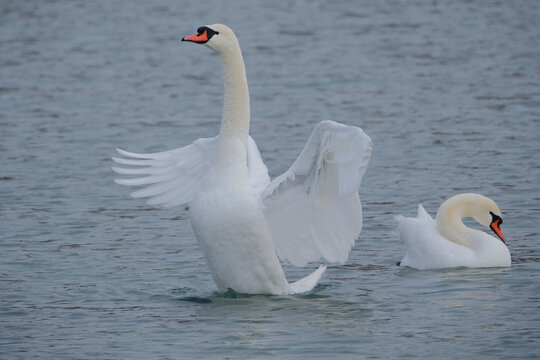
[290,265,326,294]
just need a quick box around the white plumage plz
[395,193,511,270]
[113,24,372,294]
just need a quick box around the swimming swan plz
[112,24,372,294]
[395,193,511,269]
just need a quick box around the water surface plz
[1,1,539,358]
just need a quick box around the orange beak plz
[182,29,209,44]
[489,214,506,243]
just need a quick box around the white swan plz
[395,193,511,269]
[112,24,372,294]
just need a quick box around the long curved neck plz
[436,196,480,249]
[213,44,250,171]
[219,46,250,138]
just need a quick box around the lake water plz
[1,0,539,358]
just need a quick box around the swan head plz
[437,193,506,244]
[467,195,505,243]
[181,24,238,54]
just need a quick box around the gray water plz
[1,1,539,358]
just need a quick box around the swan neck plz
[436,199,476,248]
[219,46,250,138]
[211,43,250,172]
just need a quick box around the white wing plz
[246,136,271,195]
[112,137,217,207]
[112,136,269,208]
[262,120,373,267]
[395,209,476,269]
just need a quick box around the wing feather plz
[112,135,270,208]
[262,120,372,267]
[112,137,217,207]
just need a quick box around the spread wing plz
[112,137,217,207]
[112,120,372,268]
[112,136,269,208]
[112,135,269,207]
[262,120,373,267]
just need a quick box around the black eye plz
[490,211,502,225]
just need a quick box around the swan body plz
[395,193,511,269]
[112,24,372,294]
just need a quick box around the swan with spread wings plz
[113,24,372,294]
